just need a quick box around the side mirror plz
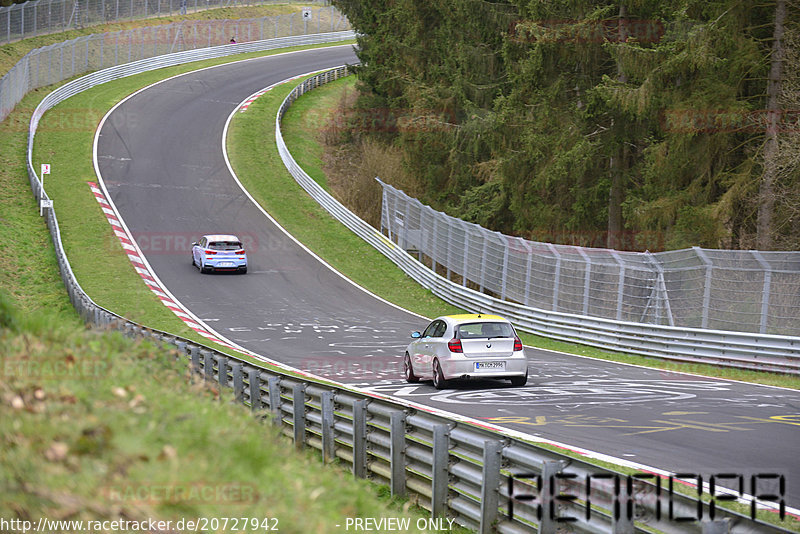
[191,242,198,247]
[411,331,422,339]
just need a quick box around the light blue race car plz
[191,234,247,274]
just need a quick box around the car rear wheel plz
[432,359,448,390]
[509,374,528,387]
[200,261,211,274]
[403,353,419,383]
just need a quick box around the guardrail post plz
[613,475,634,534]
[189,346,201,376]
[389,411,406,497]
[292,383,306,450]
[321,391,335,463]
[248,368,261,412]
[174,341,187,360]
[217,356,228,391]
[539,460,562,534]
[702,519,730,534]
[431,424,449,518]
[202,350,214,382]
[267,376,281,425]
[352,399,367,478]
[231,362,244,404]
[479,440,502,533]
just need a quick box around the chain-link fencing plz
[379,181,800,337]
[0,0,332,44]
[0,5,349,122]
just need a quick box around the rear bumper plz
[205,258,247,270]
[441,354,528,380]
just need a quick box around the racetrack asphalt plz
[94,45,800,511]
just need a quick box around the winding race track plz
[94,45,800,508]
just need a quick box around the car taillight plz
[205,249,217,255]
[514,336,523,351]
[447,338,463,353]
[235,250,245,255]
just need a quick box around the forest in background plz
[331,0,800,252]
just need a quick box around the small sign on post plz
[302,7,312,20]
[39,199,53,216]
[40,163,51,216]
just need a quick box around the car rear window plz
[457,322,514,339]
[209,241,242,250]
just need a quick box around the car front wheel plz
[403,353,419,383]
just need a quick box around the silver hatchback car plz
[404,314,528,389]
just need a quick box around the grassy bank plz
[0,292,435,532]
[229,74,800,391]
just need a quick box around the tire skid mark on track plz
[87,180,242,351]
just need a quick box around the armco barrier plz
[275,68,800,376]
[21,37,790,533]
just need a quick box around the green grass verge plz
[231,74,800,391]
[0,4,316,78]
[0,293,437,533]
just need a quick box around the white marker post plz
[302,7,311,33]
[40,163,51,216]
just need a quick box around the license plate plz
[220,261,234,267]
[475,361,505,371]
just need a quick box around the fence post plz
[547,243,561,311]
[751,250,772,334]
[694,246,713,328]
[577,246,591,316]
[352,399,367,478]
[431,424,449,518]
[321,391,335,463]
[611,250,626,321]
[500,233,510,300]
[389,411,406,497]
[479,440,502,534]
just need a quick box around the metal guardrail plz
[275,68,800,376]
[18,35,790,534]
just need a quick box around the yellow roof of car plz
[445,313,506,321]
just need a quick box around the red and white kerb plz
[87,181,243,352]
